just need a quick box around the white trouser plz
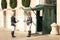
[27,24,32,31]
[10,26,16,31]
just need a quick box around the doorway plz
[36,10,42,32]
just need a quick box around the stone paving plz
[0,28,60,40]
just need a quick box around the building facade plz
[0,0,37,33]
[0,0,59,34]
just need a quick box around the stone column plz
[0,0,2,9]
[6,0,11,9]
[50,23,58,34]
[36,0,45,5]
[17,0,22,8]
[57,0,60,25]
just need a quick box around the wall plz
[57,0,60,25]
[0,0,37,33]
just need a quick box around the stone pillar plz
[6,0,11,9]
[36,0,45,5]
[17,0,22,8]
[0,0,2,9]
[50,23,58,34]
[57,0,60,34]
[57,0,60,25]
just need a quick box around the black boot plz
[27,31,31,37]
[11,31,16,37]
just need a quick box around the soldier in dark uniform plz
[11,13,17,38]
[27,12,32,37]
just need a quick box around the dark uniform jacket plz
[11,16,16,26]
[27,16,32,25]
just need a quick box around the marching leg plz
[27,30,31,37]
[27,24,31,37]
[11,26,16,38]
[11,31,16,37]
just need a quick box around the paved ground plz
[0,28,60,40]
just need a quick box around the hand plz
[17,20,19,22]
[24,20,25,22]
[23,20,26,22]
